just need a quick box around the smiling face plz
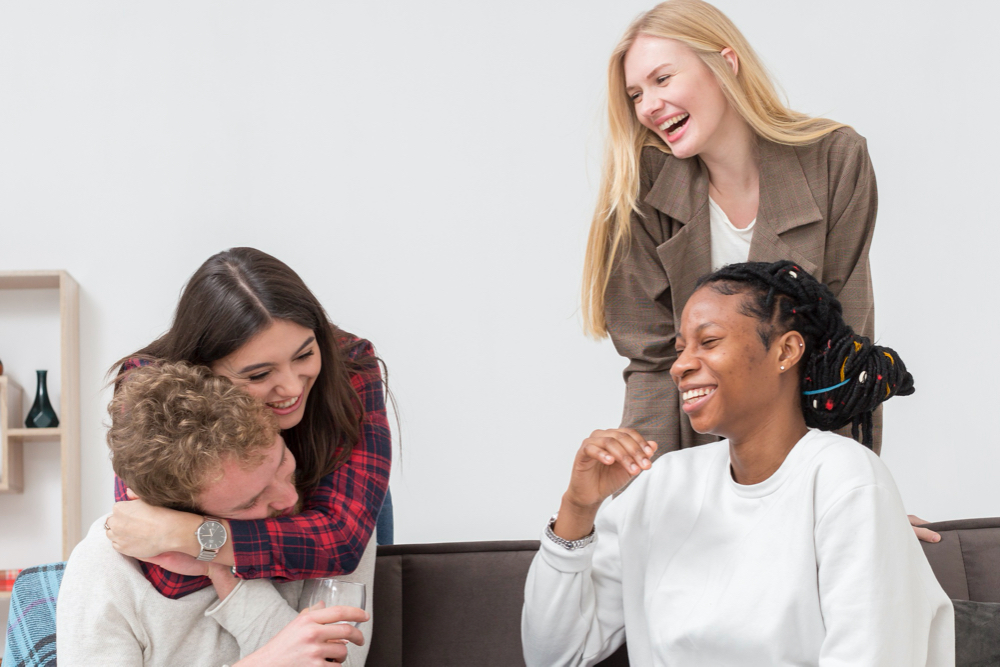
[623,34,743,160]
[670,286,784,439]
[196,432,300,520]
[211,319,322,431]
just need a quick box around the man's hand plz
[207,562,238,600]
[235,604,368,666]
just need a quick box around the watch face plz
[197,521,227,550]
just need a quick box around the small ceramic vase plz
[25,369,59,428]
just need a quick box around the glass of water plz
[306,579,367,626]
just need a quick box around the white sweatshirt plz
[522,430,954,666]
[57,517,375,667]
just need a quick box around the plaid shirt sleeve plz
[112,339,392,599]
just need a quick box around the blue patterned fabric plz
[3,562,64,667]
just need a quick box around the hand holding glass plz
[306,579,367,626]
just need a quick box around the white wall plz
[1,0,998,647]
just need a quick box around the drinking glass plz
[306,579,367,626]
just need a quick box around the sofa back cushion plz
[920,518,1000,602]
[367,540,628,667]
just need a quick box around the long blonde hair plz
[582,0,846,338]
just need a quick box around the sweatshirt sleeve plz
[205,580,299,659]
[814,484,955,666]
[521,508,627,667]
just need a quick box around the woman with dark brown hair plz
[102,247,391,599]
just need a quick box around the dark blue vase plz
[25,369,59,428]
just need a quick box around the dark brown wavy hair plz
[110,247,382,492]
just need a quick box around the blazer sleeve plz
[603,152,684,455]
[820,131,882,450]
[822,130,877,342]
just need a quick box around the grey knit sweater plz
[57,516,375,666]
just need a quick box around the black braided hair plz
[696,260,914,448]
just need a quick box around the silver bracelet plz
[545,513,596,550]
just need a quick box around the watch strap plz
[195,516,227,562]
[545,513,596,551]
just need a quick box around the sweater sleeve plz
[57,526,149,666]
[205,580,299,659]
[521,508,627,667]
[814,484,955,666]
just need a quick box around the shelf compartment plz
[0,376,25,493]
[0,270,80,559]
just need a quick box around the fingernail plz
[644,447,653,455]
[642,458,650,467]
[630,463,639,473]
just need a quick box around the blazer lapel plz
[749,141,822,276]
[644,155,712,320]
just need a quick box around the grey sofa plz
[366,518,1000,667]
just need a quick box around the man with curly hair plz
[57,362,375,666]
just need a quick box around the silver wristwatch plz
[195,516,228,562]
[545,513,596,551]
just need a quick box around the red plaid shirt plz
[113,338,392,600]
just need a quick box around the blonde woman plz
[582,0,939,540]
[584,0,873,450]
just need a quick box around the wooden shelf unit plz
[0,270,81,561]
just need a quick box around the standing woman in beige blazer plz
[582,0,936,540]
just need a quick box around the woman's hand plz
[106,488,201,559]
[908,515,941,543]
[554,429,656,541]
[235,603,368,666]
[566,429,656,509]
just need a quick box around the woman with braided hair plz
[523,261,953,666]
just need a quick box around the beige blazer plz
[604,127,881,456]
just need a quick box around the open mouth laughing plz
[658,112,690,140]
[681,385,715,413]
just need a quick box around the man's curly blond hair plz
[107,361,279,511]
